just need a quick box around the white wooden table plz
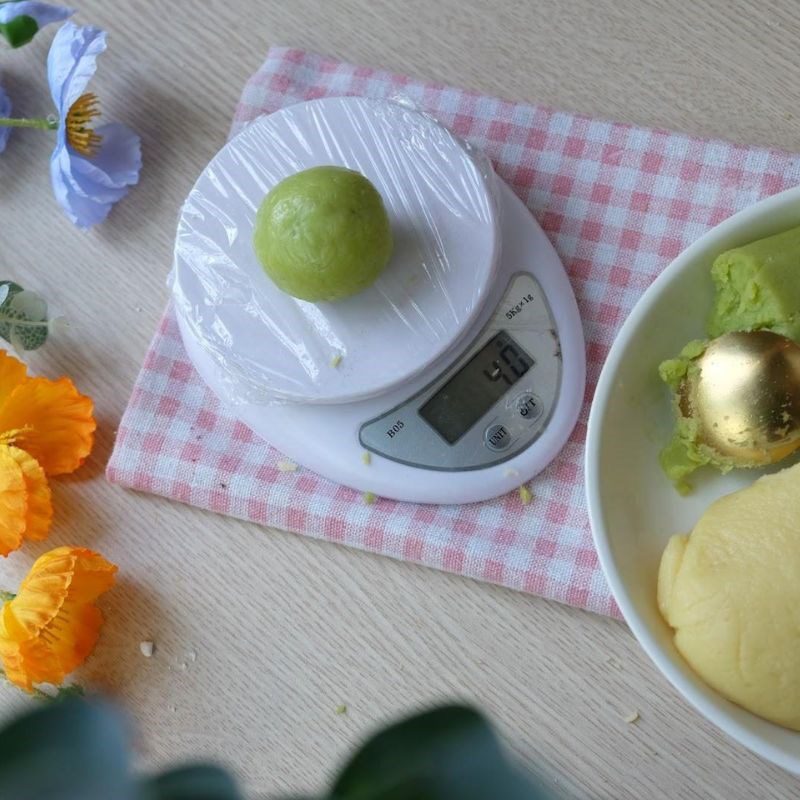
[2,1,799,797]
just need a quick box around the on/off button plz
[484,423,511,451]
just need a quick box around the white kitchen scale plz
[172,97,585,504]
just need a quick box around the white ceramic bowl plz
[586,184,800,772]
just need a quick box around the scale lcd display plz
[419,331,534,444]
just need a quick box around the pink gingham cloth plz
[107,46,800,617]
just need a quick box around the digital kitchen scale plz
[172,98,585,504]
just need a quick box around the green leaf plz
[330,705,548,800]
[53,683,86,701]
[0,281,49,351]
[0,14,39,48]
[0,696,137,799]
[142,764,243,800]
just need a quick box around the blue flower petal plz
[50,135,113,229]
[45,23,141,229]
[61,155,128,205]
[0,1,74,28]
[47,22,106,113]
[0,83,10,154]
[72,123,142,190]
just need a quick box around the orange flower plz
[0,546,117,690]
[0,350,95,556]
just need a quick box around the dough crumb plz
[277,460,298,472]
[624,710,640,724]
[519,485,533,504]
[140,641,155,658]
[361,451,372,465]
[331,354,343,368]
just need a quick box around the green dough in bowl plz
[709,224,800,341]
[659,223,800,492]
[253,166,393,302]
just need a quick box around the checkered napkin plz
[106,46,800,617]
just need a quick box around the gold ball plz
[684,331,800,465]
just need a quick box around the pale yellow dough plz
[657,462,800,731]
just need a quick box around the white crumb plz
[624,710,640,724]
[139,640,155,658]
[361,451,371,465]
[503,467,520,477]
[277,460,298,472]
[38,683,59,698]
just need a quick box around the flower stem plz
[0,668,85,702]
[0,117,58,131]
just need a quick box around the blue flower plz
[0,83,10,153]
[47,23,141,229]
[0,1,73,48]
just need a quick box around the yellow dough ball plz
[658,462,800,731]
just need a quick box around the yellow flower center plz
[0,426,32,446]
[65,93,102,158]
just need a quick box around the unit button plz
[515,393,543,422]
[484,423,511,451]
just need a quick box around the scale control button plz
[516,393,543,422]
[484,423,511,451]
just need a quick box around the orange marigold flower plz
[0,351,96,476]
[0,546,117,690]
[0,350,27,405]
[0,350,95,555]
[0,446,52,557]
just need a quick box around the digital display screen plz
[419,331,534,444]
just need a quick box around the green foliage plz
[0,697,135,799]
[0,281,50,351]
[53,683,85,699]
[0,14,39,49]
[331,706,543,800]
[141,765,243,800]
[0,698,552,799]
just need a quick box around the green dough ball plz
[253,166,393,302]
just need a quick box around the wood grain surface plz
[2,1,800,797]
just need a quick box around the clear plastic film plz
[170,96,501,406]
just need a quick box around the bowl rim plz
[585,183,800,773]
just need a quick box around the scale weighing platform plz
[172,97,585,505]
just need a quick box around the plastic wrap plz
[170,96,501,406]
